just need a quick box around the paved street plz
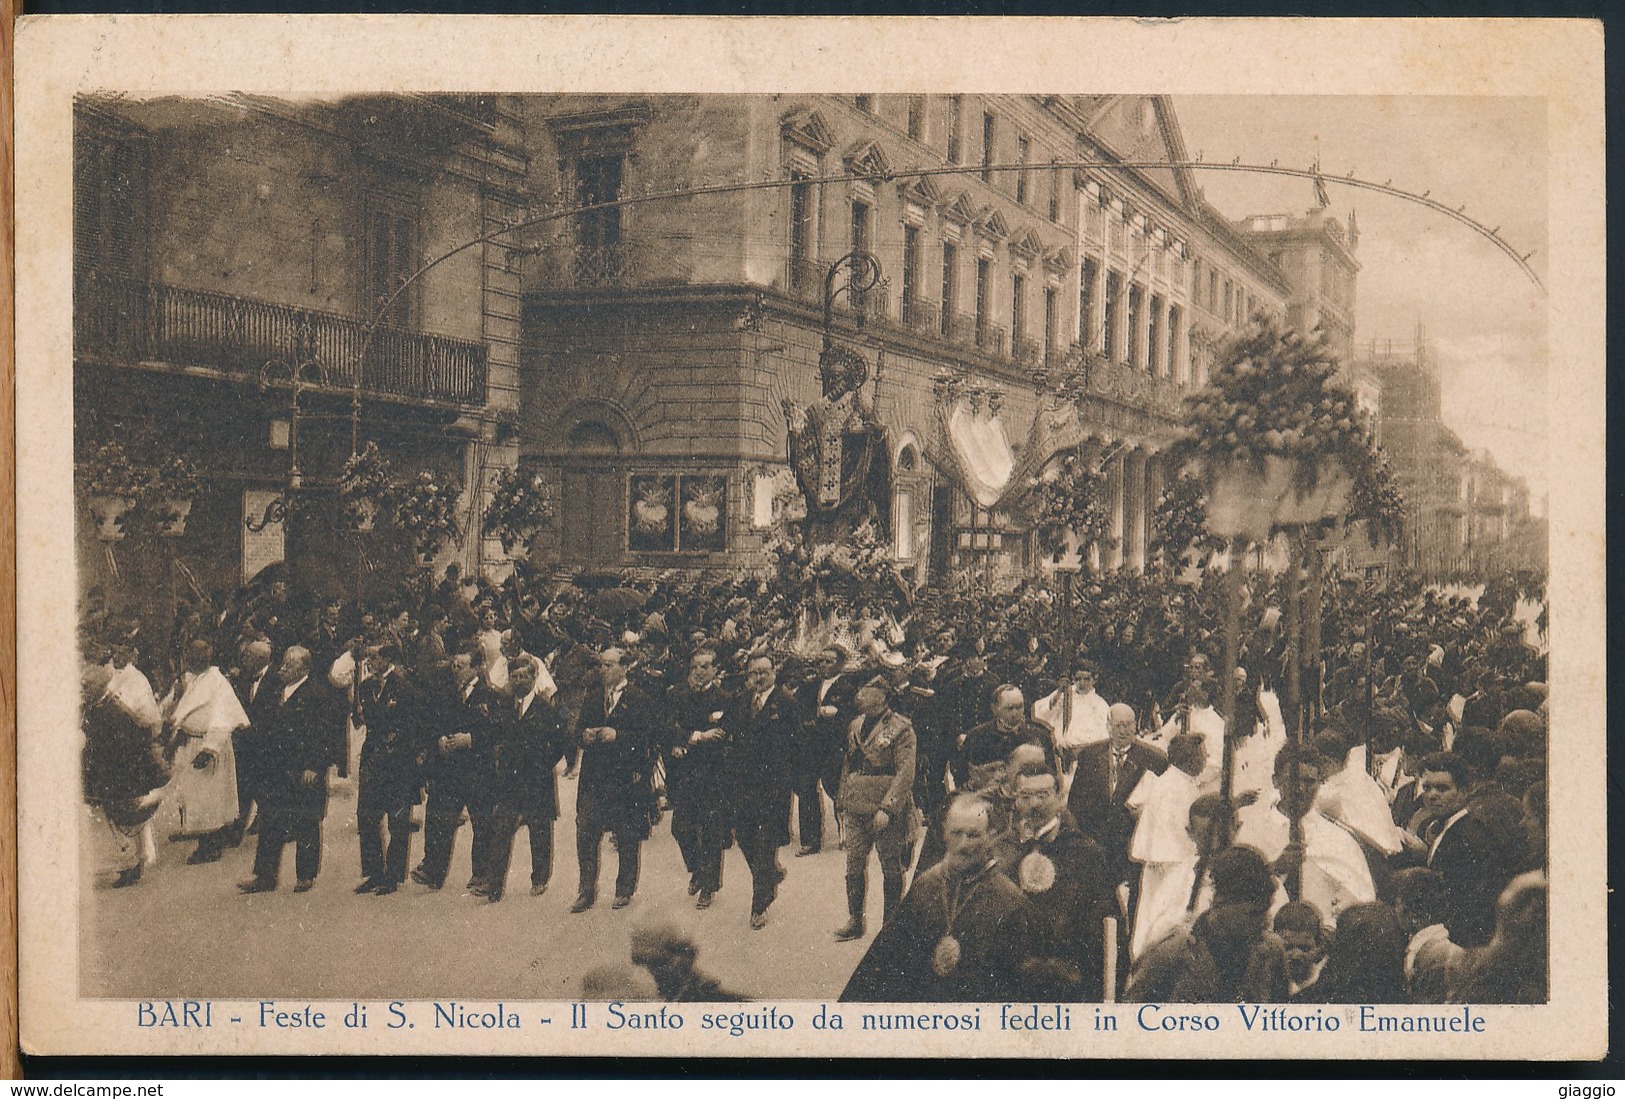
[81,777,871,1003]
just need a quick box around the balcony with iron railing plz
[75,271,488,406]
[900,297,938,335]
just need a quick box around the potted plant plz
[147,454,206,537]
[338,441,394,532]
[394,469,463,561]
[80,440,147,541]
[482,464,554,556]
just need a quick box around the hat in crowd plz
[861,673,893,695]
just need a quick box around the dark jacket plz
[259,676,338,821]
[664,680,734,808]
[358,667,430,806]
[1067,738,1169,869]
[993,814,1117,1001]
[957,719,1057,784]
[725,683,798,843]
[574,680,657,833]
[489,692,571,819]
[1428,810,1518,949]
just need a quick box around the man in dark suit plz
[996,754,1117,1001]
[664,648,733,907]
[571,646,656,912]
[412,647,497,892]
[956,684,1058,787]
[790,646,857,857]
[1419,751,1518,948]
[477,658,570,902]
[354,641,428,896]
[238,646,335,892]
[1067,701,1168,890]
[726,655,798,929]
[226,638,279,846]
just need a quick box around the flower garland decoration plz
[482,464,555,554]
[1027,450,1113,563]
[393,469,463,559]
[1171,314,1406,540]
[337,441,395,530]
[766,521,897,611]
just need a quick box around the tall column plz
[1106,449,1125,569]
[1145,454,1166,567]
[1123,451,1146,572]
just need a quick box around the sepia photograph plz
[15,16,1606,1061]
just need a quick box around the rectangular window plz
[74,128,150,280]
[574,152,623,282]
[902,224,921,325]
[850,200,872,312]
[981,111,996,184]
[368,204,418,327]
[1015,135,1030,203]
[1103,271,1121,361]
[1010,273,1026,346]
[850,200,871,255]
[1223,279,1233,321]
[1048,168,1062,222]
[1208,270,1219,312]
[975,258,992,345]
[854,95,873,114]
[1148,294,1164,376]
[1126,283,1143,366]
[788,172,814,290]
[946,95,963,163]
[907,96,926,141]
[1168,303,1183,382]
[940,241,958,336]
[1043,286,1058,359]
[1079,258,1097,348]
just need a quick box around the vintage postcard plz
[13,16,1605,1059]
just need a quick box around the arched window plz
[567,421,621,456]
[897,444,919,473]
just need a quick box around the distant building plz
[1354,336,1543,577]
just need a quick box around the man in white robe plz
[161,639,250,864]
[1031,659,1110,798]
[1259,749,1376,927]
[1126,734,1207,959]
[1147,680,1225,794]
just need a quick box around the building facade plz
[76,92,1394,602]
[514,94,1328,583]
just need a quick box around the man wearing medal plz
[841,793,1034,1002]
[994,754,1117,1001]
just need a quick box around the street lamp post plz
[246,357,331,533]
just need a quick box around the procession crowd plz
[79,560,1549,1005]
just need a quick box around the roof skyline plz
[1170,95,1548,513]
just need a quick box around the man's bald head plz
[1108,703,1137,745]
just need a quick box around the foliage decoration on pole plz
[1026,450,1113,565]
[482,464,555,556]
[337,441,394,532]
[393,469,463,560]
[1150,470,1225,571]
